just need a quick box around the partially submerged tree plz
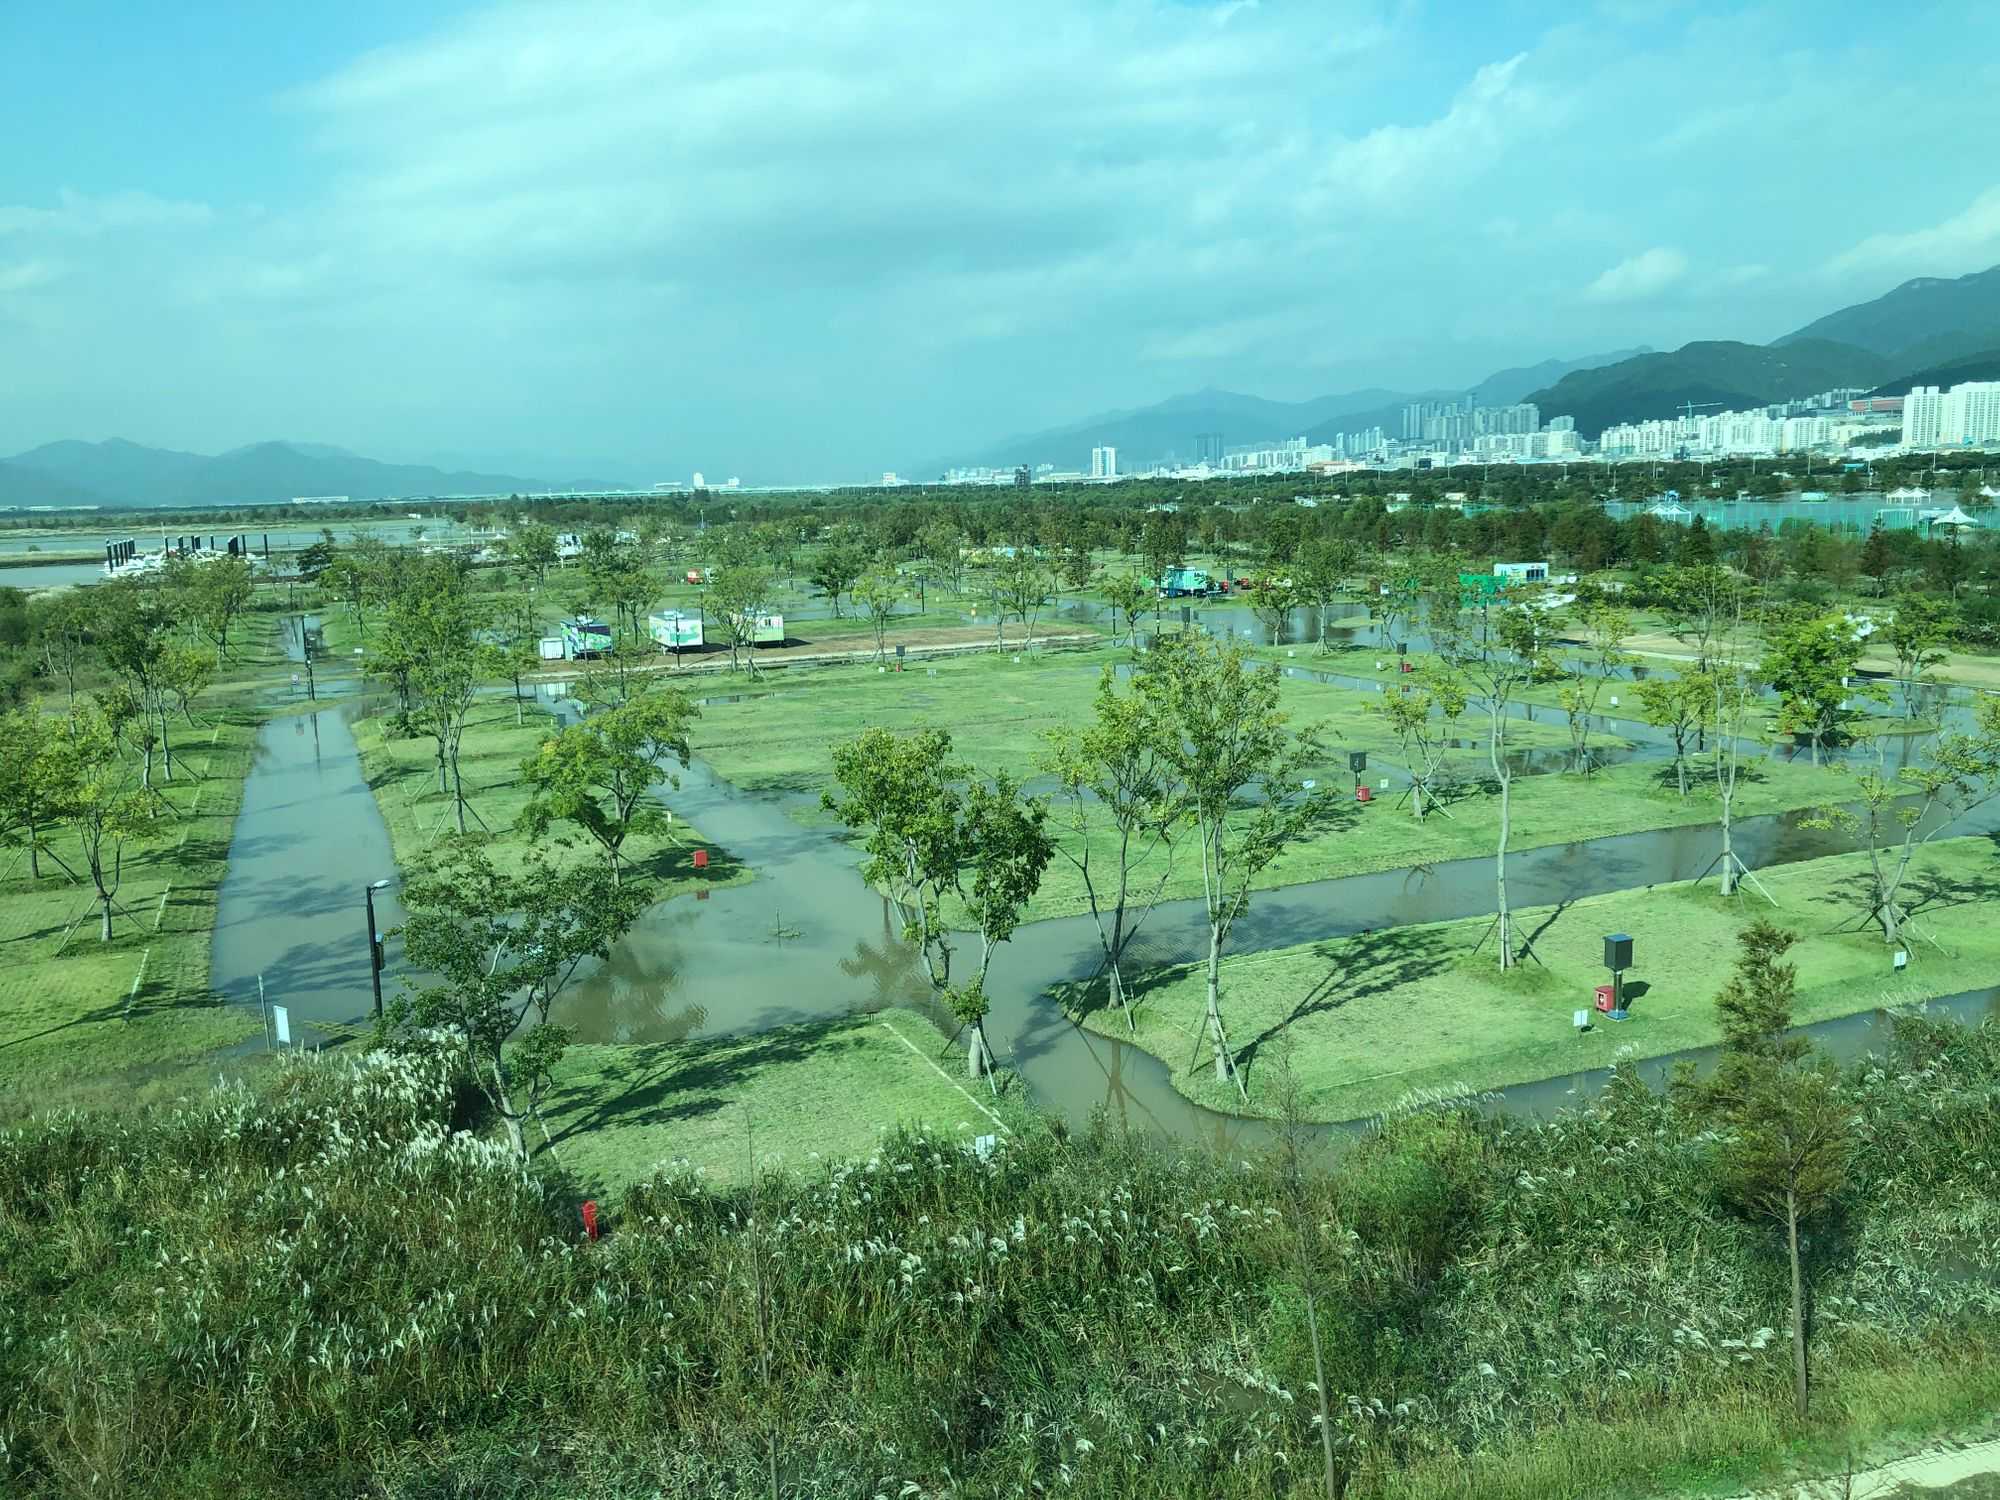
[991,552,1055,651]
[808,541,866,618]
[1138,635,1328,1096]
[519,687,699,886]
[1370,659,1470,820]
[1040,666,1184,1031]
[1099,572,1151,653]
[823,727,1052,1088]
[1699,921,1855,1420]
[1763,612,1886,764]
[1555,596,1633,774]
[1245,572,1299,646]
[1804,694,2000,947]
[391,846,650,1158]
[1884,593,1954,720]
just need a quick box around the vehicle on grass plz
[560,617,613,659]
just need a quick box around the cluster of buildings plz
[1402,400,1543,446]
[1597,408,1864,459]
[1902,382,2000,449]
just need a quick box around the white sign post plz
[272,1004,291,1047]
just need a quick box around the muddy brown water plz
[212,688,2000,1151]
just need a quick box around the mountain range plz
[925,263,2000,466]
[0,439,626,511]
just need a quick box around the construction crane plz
[1677,400,1723,421]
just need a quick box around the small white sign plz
[1573,1009,1590,1031]
[1894,950,1909,970]
[972,1134,997,1161]
[272,1005,291,1046]
[291,673,300,685]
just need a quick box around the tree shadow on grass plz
[1234,925,1462,1088]
[544,1019,866,1184]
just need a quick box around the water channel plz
[212,664,2000,1155]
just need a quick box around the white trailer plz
[648,610,704,651]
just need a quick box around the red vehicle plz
[685,568,704,585]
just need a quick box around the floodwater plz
[209,708,403,1042]
[213,670,2000,1147]
[0,561,110,589]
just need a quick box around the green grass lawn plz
[351,700,754,897]
[682,644,1857,920]
[541,1008,1013,1197]
[0,708,265,1120]
[1078,834,2000,1123]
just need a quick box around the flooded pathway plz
[209,707,403,1039]
[214,684,2000,1148]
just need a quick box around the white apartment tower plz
[1902,387,1943,448]
[1091,445,1118,479]
[1942,382,2000,446]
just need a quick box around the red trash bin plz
[1355,785,1373,804]
[1594,985,1615,1013]
[692,848,709,869]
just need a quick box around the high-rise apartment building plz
[1902,386,1944,448]
[1090,445,1118,479]
[1941,382,2000,446]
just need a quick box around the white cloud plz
[0,260,62,294]
[1829,186,2000,278]
[1584,247,1688,302]
[0,189,210,237]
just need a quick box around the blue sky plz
[4,0,1999,483]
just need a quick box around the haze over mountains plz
[0,439,627,512]
[8,265,2000,509]
[933,263,2000,469]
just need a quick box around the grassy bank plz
[0,708,264,1120]
[681,644,1855,920]
[545,1009,1015,1197]
[1078,834,2000,1123]
[4,1015,1997,1498]
[351,700,752,896]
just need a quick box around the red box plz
[692,848,709,869]
[1594,985,1615,1012]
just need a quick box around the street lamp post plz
[365,878,392,1018]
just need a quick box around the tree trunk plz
[1304,1287,1339,1500]
[1720,789,1739,896]
[1492,716,1513,970]
[1204,922,1236,1087]
[453,750,468,835]
[966,1023,986,1082]
[26,824,38,881]
[100,894,113,942]
[1787,1187,1808,1419]
[159,710,174,783]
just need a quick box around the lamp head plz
[369,879,392,891]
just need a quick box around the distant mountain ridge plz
[0,439,630,510]
[917,348,1647,476]
[1775,266,2000,355]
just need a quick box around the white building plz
[1903,387,1944,448]
[1941,382,2000,446]
[1090,445,1118,479]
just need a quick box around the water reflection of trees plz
[838,896,942,1025]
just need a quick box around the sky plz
[3,0,2000,485]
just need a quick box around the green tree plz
[1369,660,1469,820]
[706,535,775,674]
[1445,603,1557,968]
[508,521,559,586]
[0,709,75,880]
[808,541,866,618]
[825,728,1053,1086]
[1700,921,1855,1419]
[1804,695,2000,947]
[1140,511,1187,593]
[1245,572,1299,645]
[391,846,650,1158]
[1099,572,1151,653]
[180,557,257,662]
[1884,593,1954,719]
[519,688,698,886]
[393,584,494,834]
[852,568,902,663]
[991,552,1054,651]
[1633,670,1714,798]
[1041,666,1184,1032]
[1657,564,1738,672]
[29,591,90,706]
[1297,537,1361,652]
[51,709,156,941]
[1858,521,1894,595]
[1138,636,1328,1095]
[1762,612,1886,764]
[1555,597,1633,774]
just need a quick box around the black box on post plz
[1605,934,1633,973]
